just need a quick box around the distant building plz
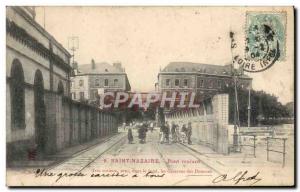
[71,60,131,102]
[157,62,252,100]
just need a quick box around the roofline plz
[74,72,128,76]
[162,62,232,70]
[12,6,71,58]
[158,72,252,79]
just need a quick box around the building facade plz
[71,60,131,102]
[155,62,252,126]
[158,62,252,99]
[6,7,119,163]
[6,7,72,160]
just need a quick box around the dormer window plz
[105,69,108,72]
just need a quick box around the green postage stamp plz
[245,12,287,64]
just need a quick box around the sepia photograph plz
[5,5,295,187]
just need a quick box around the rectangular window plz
[80,92,84,100]
[199,79,204,87]
[175,79,180,87]
[218,80,222,88]
[79,79,84,87]
[94,90,98,99]
[183,79,188,87]
[209,80,214,88]
[90,90,98,100]
[104,79,109,87]
[114,79,118,87]
[95,79,100,87]
[166,79,170,86]
[72,92,76,99]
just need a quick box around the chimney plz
[113,62,123,72]
[91,59,96,69]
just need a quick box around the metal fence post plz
[283,138,287,168]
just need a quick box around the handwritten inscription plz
[34,168,165,182]
[212,171,262,186]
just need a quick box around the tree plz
[221,86,290,126]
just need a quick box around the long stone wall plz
[166,94,229,154]
[45,92,118,154]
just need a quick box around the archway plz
[57,81,64,95]
[34,69,46,154]
[10,59,25,130]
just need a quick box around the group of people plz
[160,121,193,145]
[127,121,154,144]
[127,121,193,145]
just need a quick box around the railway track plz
[46,129,220,185]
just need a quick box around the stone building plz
[6,7,118,163]
[6,6,72,161]
[156,62,252,126]
[158,62,252,99]
[71,60,131,102]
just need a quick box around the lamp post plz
[247,83,251,128]
[229,31,243,152]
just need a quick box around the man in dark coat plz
[128,127,133,144]
[171,122,177,143]
[187,122,192,145]
[138,123,148,144]
[164,122,170,144]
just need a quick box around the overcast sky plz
[35,6,294,104]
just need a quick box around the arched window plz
[57,81,64,95]
[10,59,25,129]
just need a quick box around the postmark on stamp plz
[242,12,286,72]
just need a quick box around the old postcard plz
[6,6,295,186]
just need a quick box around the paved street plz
[34,127,216,186]
[7,126,294,186]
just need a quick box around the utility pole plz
[247,83,251,127]
[68,36,79,68]
[229,31,243,152]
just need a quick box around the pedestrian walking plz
[187,122,192,145]
[138,123,148,144]
[127,127,133,144]
[175,124,181,143]
[159,124,165,144]
[181,124,187,143]
[123,122,126,131]
[171,122,177,143]
[164,122,170,144]
[150,122,154,132]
